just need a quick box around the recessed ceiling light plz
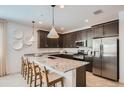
[39,21,43,24]
[84,19,89,22]
[60,27,64,30]
[60,5,64,9]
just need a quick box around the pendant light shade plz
[47,26,59,38]
[47,5,59,38]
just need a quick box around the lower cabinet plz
[84,56,93,72]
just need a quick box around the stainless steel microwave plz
[75,40,87,47]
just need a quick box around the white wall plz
[119,11,124,83]
[7,21,61,74]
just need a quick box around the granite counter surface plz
[27,55,89,73]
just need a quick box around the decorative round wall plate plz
[14,30,23,39]
[24,36,33,46]
[13,40,23,50]
[25,41,33,46]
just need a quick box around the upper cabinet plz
[103,20,119,37]
[47,38,59,48]
[86,29,93,48]
[92,24,104,38]
[37,30,61,48]
[92,20,119,38]
[37,20,118,48]
[62,33,76,48]
[37,31,48,48]
[76,30,87,41]
[58,34,63,48]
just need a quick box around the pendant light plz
[29,21,35,42]
[47,5,59,38]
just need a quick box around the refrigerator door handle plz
[100,44,103,58]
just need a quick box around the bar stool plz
[21,56,24,75]
[21,56,27,79]
[40,66,64,87]
[26,59,33,84]
[30,62,42,87]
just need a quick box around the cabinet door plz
[66,33,72,48]
[103,20,118,37]
[86,29,93,48]
[71,32,77,47]
[62,33,75,48]
[37,31,48,48]
[92,24,104,38]
[47,38,59,48]
[58,34,63,48]
[62,34,68,48]
[76,30,87,41]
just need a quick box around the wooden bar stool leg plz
[21,64,23,75]
[61,79,64,87]
[30,70,32,87]
[34,75,37,87]
[40,74,42,87]
[22,69,24,77]
[24,70,26,80]
[40,80,42,87]
[53,84,56,87]
[22,66,25,77]
[27,69,29,84]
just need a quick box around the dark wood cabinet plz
[63,33,72,48]
[103,20,118,37]
[37,30,61,48]
[69,32,76,48]
[58,34,63,48]
[47,38,59,48]
[86,28,93,48]
[62,32,77,48]
[37,30,48,48]
[62,34,68,48]
[76,30,87,41]
[92,24,104,38]
[38,20,118,48]
[92,20,118,38]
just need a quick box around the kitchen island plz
[27,55,89,87]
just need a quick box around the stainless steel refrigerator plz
[93,37,119,81]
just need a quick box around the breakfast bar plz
[27,55,89,87]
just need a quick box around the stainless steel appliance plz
[93,37,119,81]
[75,40,87,47]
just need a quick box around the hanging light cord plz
[52,5,55,27]
[32,21,35,35]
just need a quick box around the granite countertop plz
[27,55,89,73]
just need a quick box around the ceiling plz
[0,5,124,33]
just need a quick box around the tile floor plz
[86,72,124,87]
[0,72,124,87]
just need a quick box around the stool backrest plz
[32,62,40,75]
[39,66,49,86]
